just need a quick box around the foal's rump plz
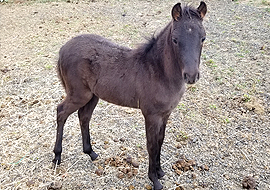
[58,34,138,107]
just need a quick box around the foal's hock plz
[53,2,207,189]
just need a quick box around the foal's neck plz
[132,21,183,85]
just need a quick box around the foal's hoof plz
[153,180,163,190]
[89,151,98,161]
[52,156,61,165]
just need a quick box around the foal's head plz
[171,2,207,84]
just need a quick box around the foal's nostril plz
[183,72,200,84]
[184,73,188,80]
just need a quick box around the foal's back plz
[58,34,139,107]
[59,34,132,72]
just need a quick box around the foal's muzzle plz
[183,72,200,84]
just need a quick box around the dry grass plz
[0,0,269,189]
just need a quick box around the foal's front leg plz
[156,122,167,179]
[144,114,168,190]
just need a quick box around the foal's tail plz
[57,58,66,90]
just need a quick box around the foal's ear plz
[172,3,182,21]
[197,1,207,18]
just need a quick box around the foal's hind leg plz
[53,95,91,165]
[78,95,99,161]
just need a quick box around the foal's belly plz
[92,70,139,108]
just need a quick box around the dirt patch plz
[0,0,269,189]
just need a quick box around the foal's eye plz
[172,38,178,45]
[201,37,206,43]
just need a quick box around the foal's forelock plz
[183,6,201,20]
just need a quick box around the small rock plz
[191,173,197,179]
[31,100,39,105]
[242,176,256,189]
[120,137,126,142]
[26,179,35,187]
[103,144,109,149]
[117,172,125,179]
[95,169,103,176]
[126,156,132,163]
[131,160,139,168]
[48,181,62,190]
[199,164,209,171]
[113,138,119,142]
[119,145,127,151]
[104,140,109,145]
[128,185,135,190]
[145,184,152,190]
[199,182,208,188]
